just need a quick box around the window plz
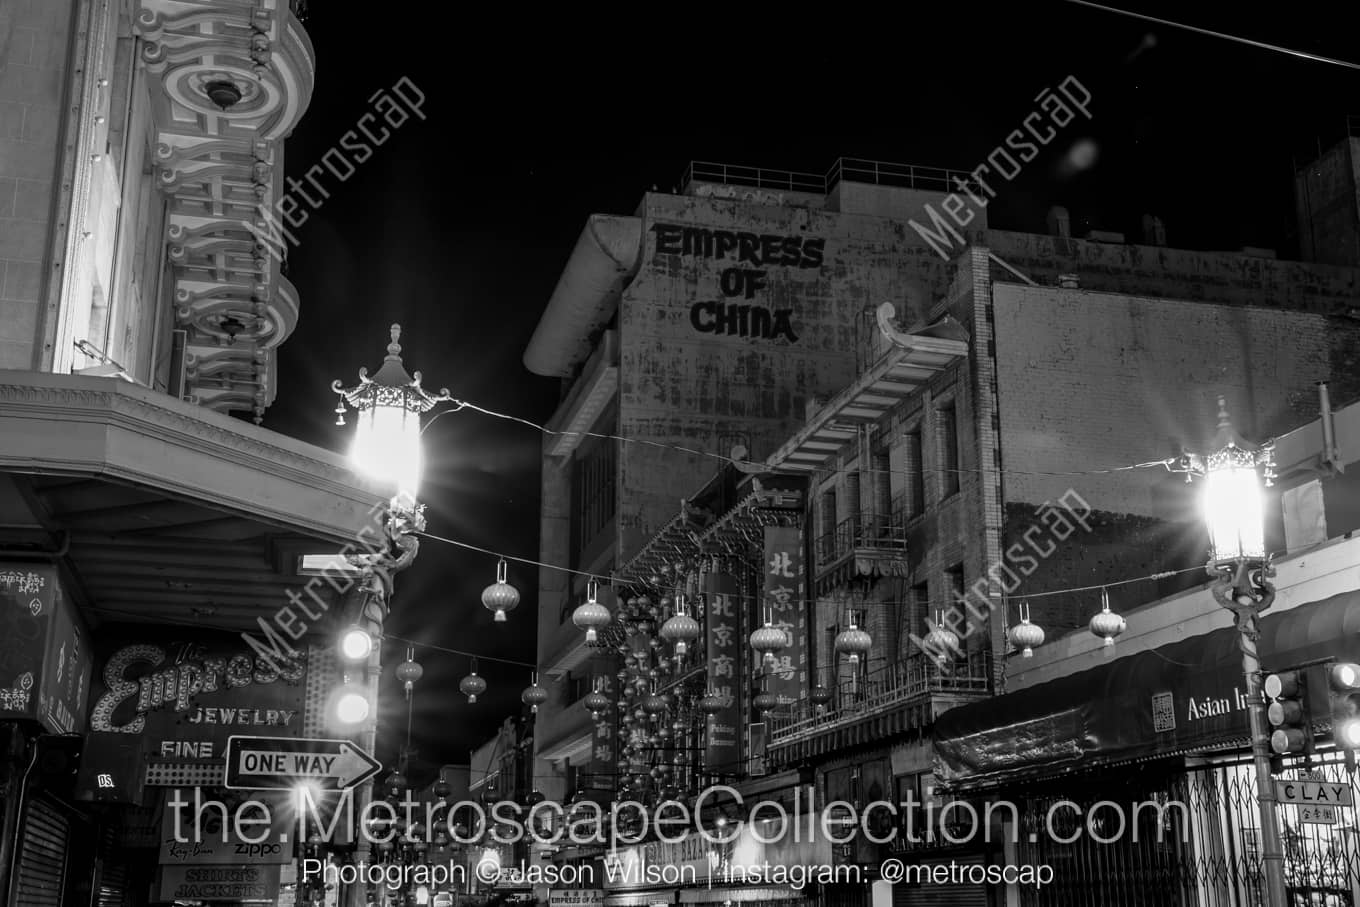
[909,581,930,641]
[569,416,617,569]
[938,402,960,497]
[904,428,925,517]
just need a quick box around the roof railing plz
[679,156,976,197]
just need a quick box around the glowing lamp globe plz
[1200,399,1274,565]
[339,625,373,662]
[334,688,370,724]
[333,324,450,507]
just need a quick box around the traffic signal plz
[1329,663,1360,750]
[1265,670,1311,756]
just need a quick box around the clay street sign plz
[225,736,381,791]
[1275,776,1353,826]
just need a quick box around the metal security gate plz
[1012,754,1360,907]
[12,796,69,907]
[890,857,988,907]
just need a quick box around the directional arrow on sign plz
[225,736,382,791]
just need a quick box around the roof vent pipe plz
[1046,206,1071,238]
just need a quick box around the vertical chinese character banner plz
[703,572,742,772]
[762,526,807,706]
[588,656,617,791]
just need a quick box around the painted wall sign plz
[0,564,92,734]
[650,223,826,344]
[760,527,807,706]
[704,572,743,772]
[589,658,618,784]
[88,631,307,746]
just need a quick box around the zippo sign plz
[0,564,91,734]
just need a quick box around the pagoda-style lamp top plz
[1201,396,1275,565]
[333,324,451,507]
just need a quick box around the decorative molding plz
[133,0,315,422]
[0,379,388,509]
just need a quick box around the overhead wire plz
[1062,0,1360,71]
[421,398,1184,482]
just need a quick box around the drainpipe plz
[1319,382,1344,474]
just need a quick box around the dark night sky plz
[259,3,1360,784]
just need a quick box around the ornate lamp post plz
[1176,396,1282,907]
[332,324,447,907]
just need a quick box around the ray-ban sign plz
[225,736,381,791]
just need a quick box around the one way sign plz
[225,736,382,791]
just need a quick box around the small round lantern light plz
[810,685,832,712]
[1008,601,1045,658]
[584,685,612,721]
[1089,587,1126,648]
[521,672,548,714]
[922,611,960,665]
[482,558,520,623]
[643,693,667,716]
[752,691,777,715]
[395,649,423,698]
[572,579,612,644]
[698,690,724,716]
[659,594,701,657]
[834,611,872,667]
[460,658,488,703]
[750,613,788,669]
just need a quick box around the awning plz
[677,888,804,903]
[933,589,1360,790]
[603,889,674,907]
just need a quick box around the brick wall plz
[616,191,961,565]
[991,282,1360,646]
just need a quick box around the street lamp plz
[332,323,447,907]
[333,323,451,510]
[1177,395,1282,907]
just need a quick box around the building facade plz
[0,2,397,904]
[525,158,1360,907]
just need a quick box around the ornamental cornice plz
[0,380,383,504]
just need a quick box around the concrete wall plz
[991,282,1360,636]
[616,191,961,564]
[0,0,76,369]
[987,230,1360,318]
[0,0,169,381]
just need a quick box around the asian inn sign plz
[651,223,826,343]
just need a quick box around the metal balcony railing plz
[680,157,979,198]
[768,650,991,745]
[813,505,909,569]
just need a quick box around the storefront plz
[0,374,388,905]
[932,588,1360,907]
